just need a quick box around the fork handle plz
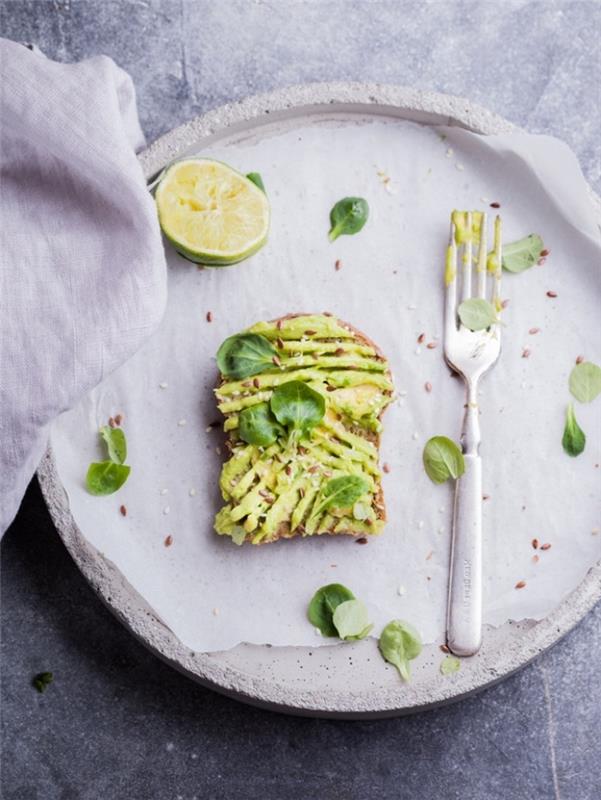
[446,453,483,656]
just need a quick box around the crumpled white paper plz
[50,116,601,652]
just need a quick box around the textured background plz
[1,1,600,799]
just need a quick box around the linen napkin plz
[0,39,167,534]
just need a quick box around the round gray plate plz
[38,83,601,718]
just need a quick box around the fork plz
[444,211,502,657]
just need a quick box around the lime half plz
[155,158,270,266]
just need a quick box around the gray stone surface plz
[1,1,600,798]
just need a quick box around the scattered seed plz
[537,257,547,266]
[415,347,421,355]
[276,337,284,349]
[425,550,433,560]
[114,414,123,426]
[425,381,432,393]
[335,259,342,271]
[383,463,391,474]
[323,311,333,317]
[438,526,445,534]
[272,356,282,367]
[108,417,116,428]
[501,299,510,309]
[417,520,424,530]
[440,644,450,653]
[529,327,540,335]
[215,447,221,455]
[540,543,552,551]
[206,311,213,323]
[515,580,527,589]
[592,528,599,535]
[412,431,419,440]
[308,465,319,474]
[426,342,438,349]
[397,585,406,596]
[334,348,346,356]
[576,355,584,365]
[407,304,417,311]
[163,506,170,515]
[522,348,531,359]
[540,248,550,257]
[532,538,539,549]
[446,148,453,158]
[189,488,197,497]
[356,537,368,545]
[482,494,490,501]
[164,535,173,547]
[532,555,540,564]
[455,162,464,171]
[490,202,501,209]
[365,519,373,527]
[159,382,168,389]
[253,378,260,388]
[417,333,425,344]
[119,505,127,517]
[546,290,557,298]
[304,330,316,336]
[178,419,187,427]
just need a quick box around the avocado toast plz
[214,314,394,545]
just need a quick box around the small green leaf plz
[332,599,373,641]
[569,362,601,404]
[378,619,422,682]
[423,436,465,484]
[562,403,586,457]
[100,426,127,464]
[457,297,498,331]
[307,583,355,637]
[500,234,545,273]
[440,655,461,675]
[86,461,131,495]
[246,172,266,193]
[238,402,283,447]
[311,475,369,519]
[270,380,325,437]
[216,333,278,380]
[32,672,53,693]
[328,197,369,242]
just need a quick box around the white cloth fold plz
[0,39,167,533]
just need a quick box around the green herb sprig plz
[457,298,498,331]
[378,619,422,682]
[328,197,369,242]
[217,333,278,380]
[562,403,586,457]
[246,172,266,193]
[32,672,54,693]
[499,234,545,273]
[423,436,465,484]
[310,475,369,519]
[308,584,372,640]
[86,424,131,496]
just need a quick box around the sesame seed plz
[212,607,219,616]
[455,162,464,171]
[412,432,419,440]
[415,347,421,355]
[438,506,445,513]
[397,585,406,596]
[119,505,127,517]
[407,304,417,310]
[163,506,170,515]
[398,390,408,397]
[159,382,168,389]
[189,488,197,497]
[515,580,526,589]
[272,356,281,367]
[417,520,424,529]
[446,148,453,158]
[164,535,173,547]
[205,426,213,433]
[276,319,283,330]
[438,526,444,534]
[178,419,186,427]
[160,488,168,496]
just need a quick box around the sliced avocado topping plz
[214,315,393,545]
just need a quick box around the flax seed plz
[272,356,281,367]
[440,644,450,653]
[119,505,127,517]
[253,378,260,388]
[540,543,552,550]
[515,580,526,589]
[540,248,550,257]
[304,330,316,336]
[276,319,283,330]
[335,259,342,271]
[114,414,123,426]
[356,537,368,545]
[383,463,391,474]
[425,382,432,393]
[532,538,539,549]
[522,348,531,358]
[482,494,490,501]
[108,417,116,428]
[276,337,284,349]
[546,290,557,298]
[206,311,213,323]
[529,328,540,335]
[164,535,173,547]
[576,355,584,365]
[426,342,438,350]
[490,202,501,209]
[417,333,425,344]
[334,348,345,356]
[532,554,540,564]
[501,299,510,309]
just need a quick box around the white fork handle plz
[447,453,482,656]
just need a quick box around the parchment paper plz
[50,116,601,652]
